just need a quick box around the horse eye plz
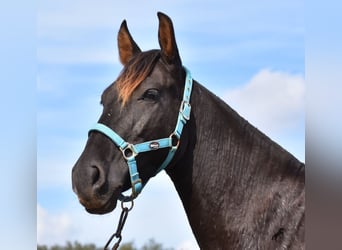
[140,88,160,101]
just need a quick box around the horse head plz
[72,12,190,214]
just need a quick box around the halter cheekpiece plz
[89,67,193,202]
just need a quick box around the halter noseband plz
[89,67,193,202]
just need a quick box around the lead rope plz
[104,201,134,250]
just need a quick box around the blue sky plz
[37,1,304,249]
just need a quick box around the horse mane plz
[115,50,160,105]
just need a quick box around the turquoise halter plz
[89,67,193,202]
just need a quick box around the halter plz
[89,67,193,202]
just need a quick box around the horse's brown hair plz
[115,50,160,106]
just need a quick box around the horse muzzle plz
[72,160,123,214]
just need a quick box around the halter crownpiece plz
[89,67,193,202]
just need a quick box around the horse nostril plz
[90,165,108,195]
[91,165,101,185]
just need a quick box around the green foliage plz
[37,239,173,250]
[119,241,137,250]
[38,241,101,250]
[141,239,163,250]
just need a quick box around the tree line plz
[37,239,174,250]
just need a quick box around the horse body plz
[167,81,305,249]
[72,12,305,249]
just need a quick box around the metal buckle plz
[180,100,191,120]
[131,178,142,198]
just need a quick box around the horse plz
[72,12,305,249]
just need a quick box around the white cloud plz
[37,202,115,246]
[223,69,305,136]
[37,204,73,245]
[177,240,200,250]
[37,174,198,248]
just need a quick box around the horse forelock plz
[115,50,160,106]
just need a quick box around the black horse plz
[72,12,304,249]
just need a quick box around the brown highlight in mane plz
[115,50,160,106]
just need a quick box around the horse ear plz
[118,20,141,65]
[157,12,181,66]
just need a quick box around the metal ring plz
[120,144,137,160]
[121,200,134,211]
[169,133,180,148]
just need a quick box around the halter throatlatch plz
[89,67,193,202]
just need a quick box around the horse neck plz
[166,81,305,248]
